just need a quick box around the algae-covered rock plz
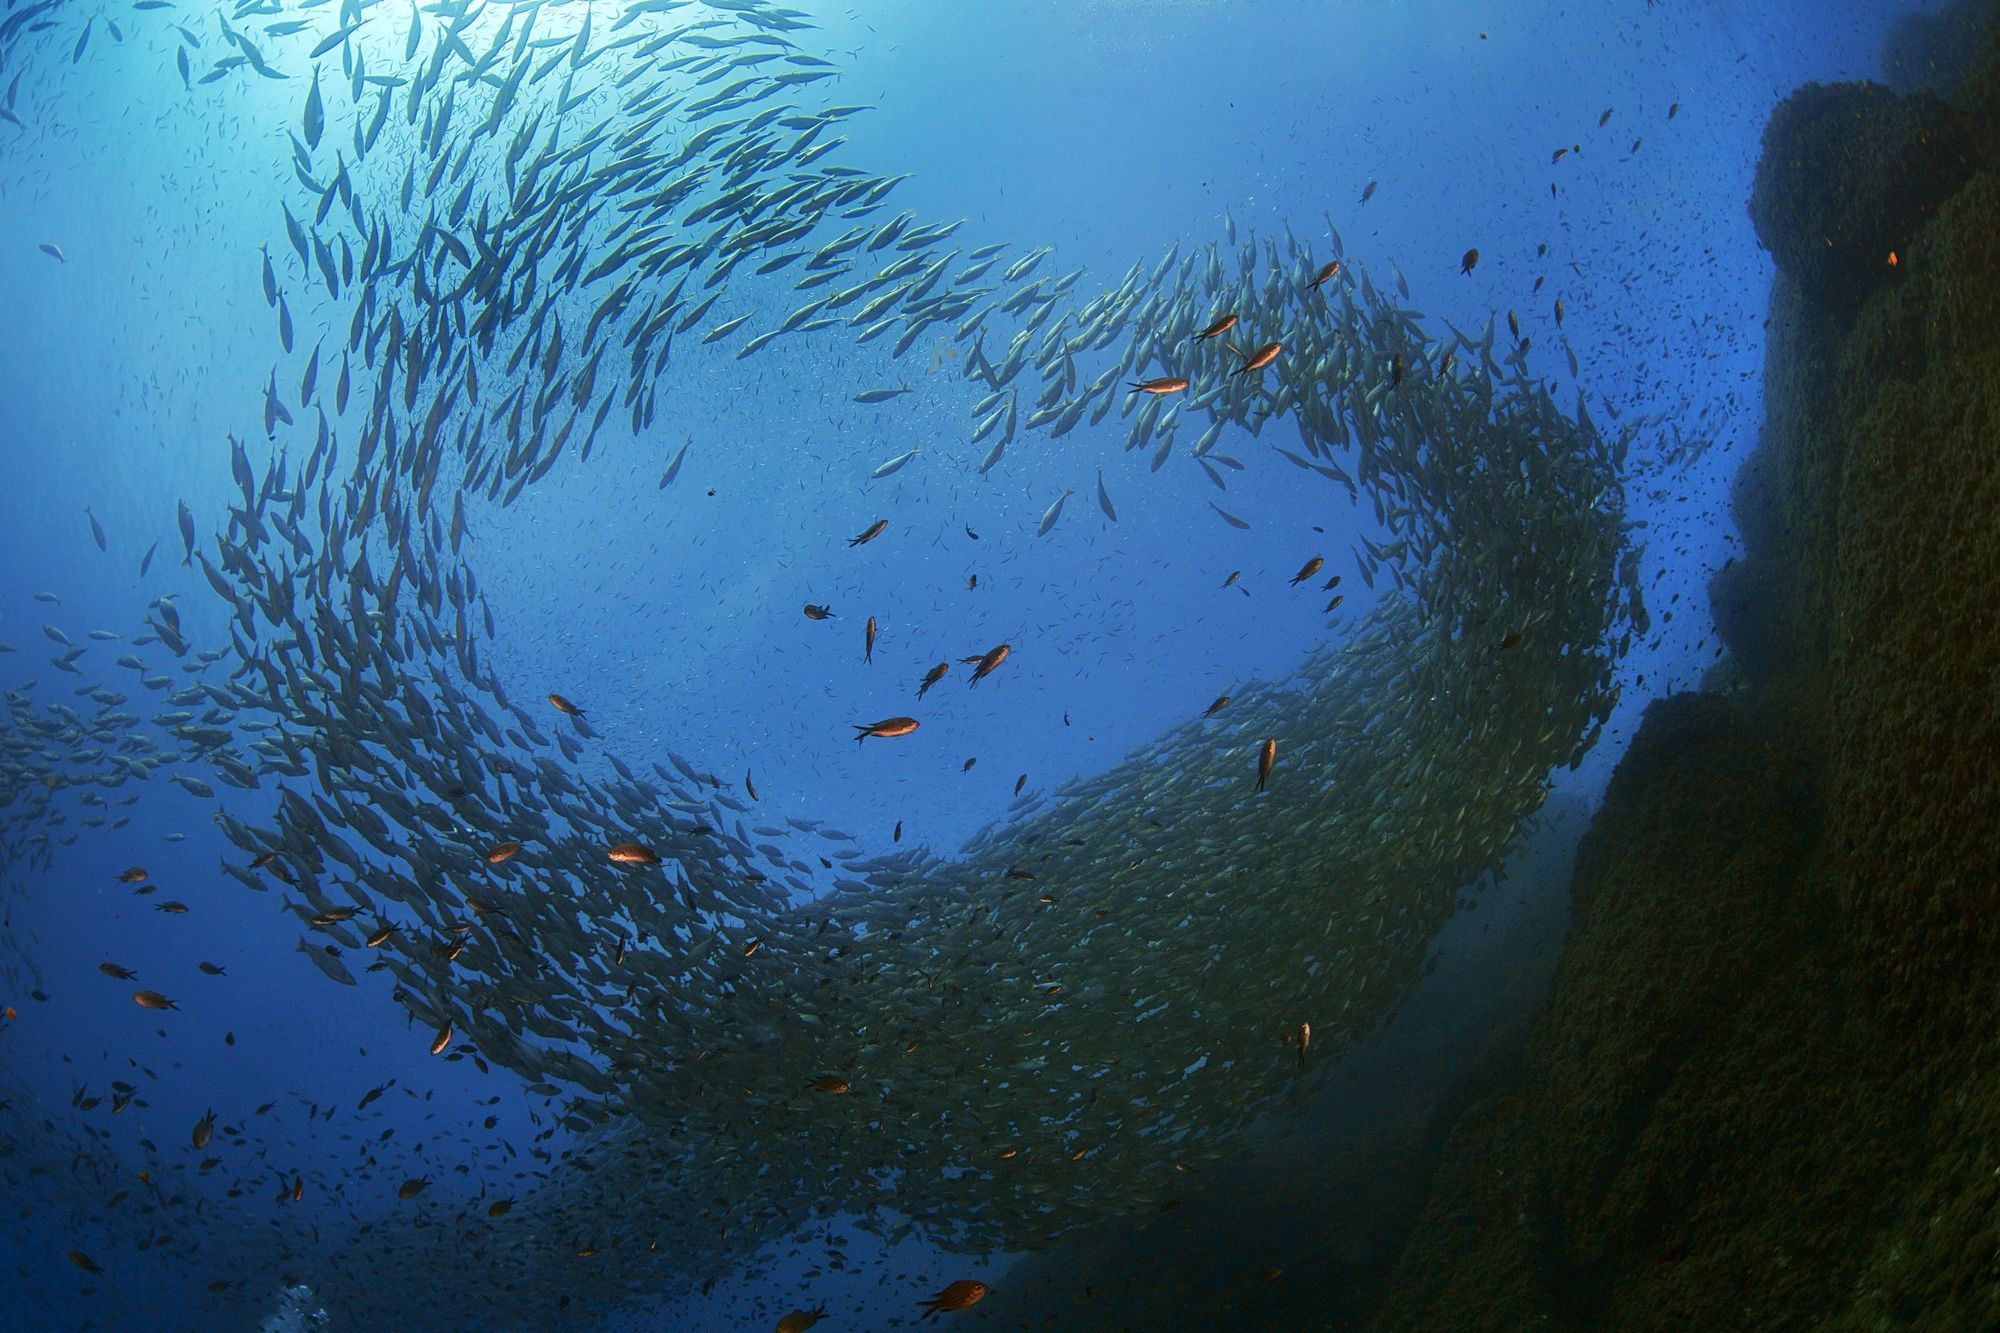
[1748,81,1977,315]
[1882,0,1995,98]
[1381,13,2000,1327]
[1379,694,1916,1332]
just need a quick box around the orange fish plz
[1256,738,1277,792]
[849,518,888,547]
[1289,556,1323,586]
[963,643,1010,685]
[918,662,949,698]
[804,603,835,620]
[1204,696,1230,717]
[133,990,178,1011]
[546,692,583,716]
[776,1307,828,1333]
[918,1280,989,1318]
[865,615,877,663]
[1191,313,1238,342]
[854,716,920,743]
[805,1075,850,1095]
[1230,341,1282,376]
[608,842,660,866]
[116,867,147,884]
[430,1022,453,1056]
[1308,260,1341,288]
[484,841,521,865]
[1126,375,1189,396]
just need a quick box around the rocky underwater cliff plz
[1383,5,2000,1329]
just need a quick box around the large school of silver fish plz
[0,0,1651,1325]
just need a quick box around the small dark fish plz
[962,757,977,772]
[1204,696,1230,717]
[918,1280,989,1316]
[1289,557,1323,586]
[1500,630,1525,650]
[848,518,887,547]
[1014,774,1027,795]
[1460,248,1480,275]
[1191,313,1238,342]
[804,603,835,620]
[917,662,949,698]
[963,643,1010,685]
[854,717,919,743]
[745,771,760,800]
[1230,341,1282,376]
[85,507,106,551]
[893,820,903,842]
[864,615,877,663]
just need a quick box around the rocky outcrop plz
[1747,81,1977,316]
[1382,13,2000,1332]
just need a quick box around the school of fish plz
[0,0,1651,1325]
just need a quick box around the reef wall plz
[1379,8,2000,1330]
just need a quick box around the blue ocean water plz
[0,1,1947,1329]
